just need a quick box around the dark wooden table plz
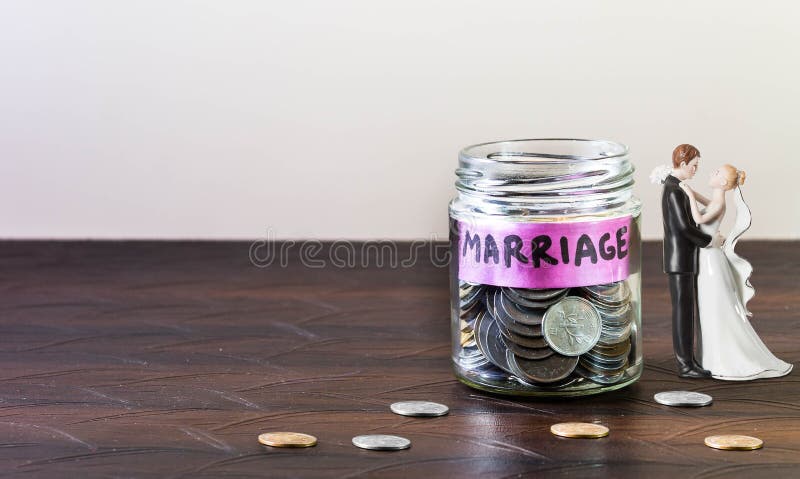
[1,241,798,478]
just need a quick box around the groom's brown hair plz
[672,144,700,167]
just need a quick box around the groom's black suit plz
[662,175,712,376]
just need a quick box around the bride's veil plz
[722,186,756,316]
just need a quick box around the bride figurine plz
[680,165,793,380]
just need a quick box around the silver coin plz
[390,401,449,417]
[493,291,543,337]
[504,337,554,360]
[475,314,513,373]
[457,349,488,369]
[459,285,485,309]
[654,391,713,407]
[460,299,483,321]
[583,350,628,369]
[497,290,546,326]
[507,287,568,301]
[583,281,628,299]
[542,297,602,356]
[502,287,567,309]
[598,321,632,345]
[497,321,548,348]
[596,304,632,325]
[576,364,627,385]
[469,361,509,381]
[506,349,579,384]
[352,434,411,451]
[582,282,631,308]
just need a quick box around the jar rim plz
[454,138,635,215]
[459,138,629,163]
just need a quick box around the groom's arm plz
[667,190,712,247]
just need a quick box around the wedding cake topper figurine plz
[652,144,792,380]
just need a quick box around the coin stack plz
[456,279,637,388]
[575,282,634,385]
[457,282,491,372]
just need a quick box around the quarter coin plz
[390,401,449,417]
[352,434,411,451]
[550,422,609,438]
[258,432,317,448]
[704,435,763,451]
[654,391,713,407]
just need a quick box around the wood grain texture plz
[0,241,797,478]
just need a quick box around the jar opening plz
[462,138,628,163]
[455,138,635,215]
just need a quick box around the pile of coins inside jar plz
[457,279,637,387]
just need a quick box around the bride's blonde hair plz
[721,164,746,190]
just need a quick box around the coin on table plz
[390,401,449,417]
[542,297,602,356]
[352,434,411,451]
[704,435,763,451]
[550,422,609,438]
[258,432,317,448]
[654,391,713,407]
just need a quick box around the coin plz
[456,280,636,388]
[581,352,627,370]
[352,434,411,451]
[506,349,578,384]
[550,422,609,438]
[508,287,568,301]
[598,321,632,344]
[654,391,713,407]
[258,432,317,448]
[576,365,627,385]
[582,282,631,307]
[579,357,627,376]
[496,290,546,326]
[502,287,567,308]
[591,340,632,358]
[475,314,513,373]
[492,290,544,326]
[390,401,449,417]
[542,297,602,356]
[494,306,544,337]
[497,322,548,348]
[504,338,554,360]
[704,435,763,451]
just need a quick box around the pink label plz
[457,216,632,288]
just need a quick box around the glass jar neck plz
[455,139,635,216]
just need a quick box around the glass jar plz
[449,139,642,397]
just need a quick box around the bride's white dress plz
[697,188,793,380]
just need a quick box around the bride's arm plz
[691,190,711,206]
[680,183,720,224]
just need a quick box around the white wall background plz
[2,1,799,240]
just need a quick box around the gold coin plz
[550,422,609,438]
[704,435,763,451]
[258,432,317,448]
[460,331,474,346]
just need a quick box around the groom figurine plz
[662,144,722,378]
